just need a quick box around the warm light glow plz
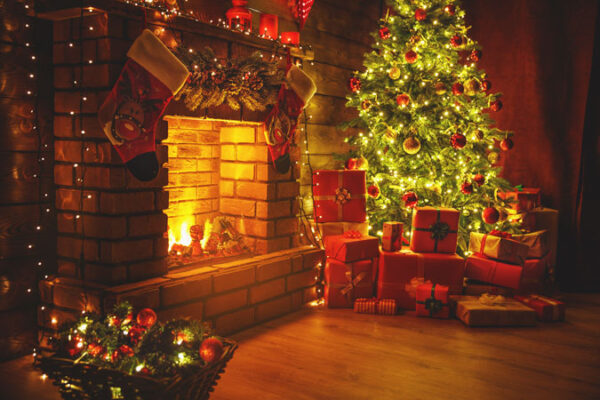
[168,220,193,252]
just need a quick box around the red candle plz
[281,31,300,46]
[259,14,278,39]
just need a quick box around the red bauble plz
[482,207,500,224]
[473,174,485,186]
[450,35,463,47]
[136,308,157,328]
[415,8,427,21]
[396,93,410,107]
[367,185,380,199]
[199,337,224,363]
[87,342,104,357]
[500,138,514,151]
[405,50,418,64]
[118,345,134,357]
[490,99,503,111]
[128,324,146,345]
[379,26,391,40]
[450,132,467,149]
[346,158,358,170]
[460,181,473,194]
[349,77,361,93]
[361,99,371,110]
[66,335,84,357]
[452,82,464,95]
[481,79,492,91]
[470,49,482,62]
[445,4,456,15]
[402,191,418,208]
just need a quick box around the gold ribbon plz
[314,171,366,220]
[478,293,507,306]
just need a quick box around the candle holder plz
[226,0,252,32]
[259,13,278,39]
[281,31,300,46]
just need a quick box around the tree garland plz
[175,46,284,112]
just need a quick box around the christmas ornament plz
[367,184,381,198]
[356,156,369,170]
[488,151,499,163]
[379,26,391,40]
[415,8,427,21]
[349,77,361,93]
[464,79,479,96]
[174,331,189,344]
[470,49,482,62]
[452,82,464,95]
[265,64,317,173]
[118,345,135,357]
[481,79,492,91]
[450,35,463,47]
[461,181,474,194]
[405,50,418,64]
[473,174,485,186]
[385,127,397,139]
[490,99,503,111]
[361,99,371,110]
[402,191,418,208]
[98,29,189,182]
[482,207,500,224]
[346,158,359,170]
[435,82,447,95]
[500,138,514,151]
[402,136,421,154]
[388,66,401,80]
[136,308,157,328]
[66,335,84,357]
[450,132,466,149]
[87,343,104,357]
[396,93,410,107]
[128,324,146,345]
[445,4,456,15]
[475,129,484,140]
[289,0,314,30]
[199,337,224,363]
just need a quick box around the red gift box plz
[514,294,565,322]
[416,283,449,318]
[313,170,367,223]
[464,254,523,289]
[382,222,403,252]
[324,233,379,262]
[325,258,375,308]
[518,254,551,294]
[410,207,459,253]
[353,298,398,315]
[377,249,464,310]
[498,187,541,212]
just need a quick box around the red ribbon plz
[343,230,362,239]
[489,229,512,239]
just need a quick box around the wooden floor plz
[1,294,600,400]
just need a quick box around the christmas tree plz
[343,0,518,253]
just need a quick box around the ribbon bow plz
[429,221,450,240]
[335,187,351,204]
[340,271,367,297]
[478,293,507,306]
[515,184,524,191]
[489,229,512,239]
[343,230,362,239]
[424,296,444,316]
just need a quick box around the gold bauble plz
[475,129,484,141]
[464,79,480,96]
[402,136,421,155]
[434,82,446,95]
[356,156,369,170]
[488,151,499,164]
[385,127,397,139]
[388,67,401,80]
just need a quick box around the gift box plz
[382,222,403,252]
[416,283,449,318]
[498,187,541,212]
[514,294,565,322]
[315,221,369,238]
[313,170,366,223]
[464,254,523,289]
[511,230,550,259]
[353,298,398,315]
[410,207,459,253]
[525,208,559,267]
[463,280,514,297]
[518,254,552,294]
[377,249,465,310]
[324,232,379,262]
[468,231,529,265]
[324,258,375,308]
[451,294,536,327]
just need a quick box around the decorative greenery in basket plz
[175,46,284,112]
[36,302,237,400]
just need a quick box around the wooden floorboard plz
[1,293,599,400]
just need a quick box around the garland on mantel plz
[175,46,284,112]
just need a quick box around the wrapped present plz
[410,207,459,253]
[464,254,523,289]
[382,222,403,252]
[451,294,536,327]
[511,230,550,259]
[525,208,559,267]
[353,298,398,315]
[313,170,366,223]
[377,249,464,310]
[315,221,369,238]
[498,187,541,212]
[463,280,514,297]
[416,283,449,318]
[514,294,565,322]
[468,231,529,265]
[324,232,379,262]
[518,254,552,294]
[325,258,375,308]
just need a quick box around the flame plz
[200,219,213,249]
[168,220,193,252]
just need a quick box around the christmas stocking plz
[98,29,189,181]
[264,64,316,174]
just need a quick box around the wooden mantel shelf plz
[36,0,314,61]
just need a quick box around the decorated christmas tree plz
[343,0,518,253]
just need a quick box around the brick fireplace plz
[38,2,324,341]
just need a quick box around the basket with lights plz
[36,303,236,400]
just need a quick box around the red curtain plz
[464,0,600,290]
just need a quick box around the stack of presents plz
[313,170,564,327]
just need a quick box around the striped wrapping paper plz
[353,298,397,315]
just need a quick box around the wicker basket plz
[36,339,237,400]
